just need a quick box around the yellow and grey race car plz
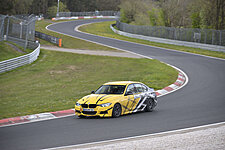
[75,81,157,118]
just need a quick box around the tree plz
[30,0,48,15]
[0,0,121,16]
[47,5,58,18]
[119,0,165,26]
[65,0,120,12]
[191,0,225,29]
[149,8,165,26]
[215,0,224,30]
[47,1,69,18]
[191,12,201,28]
[0,0,14,15]
[119,0,138,23]
[96,0,120,11]
[12,0,33,15]
[161,0,191,27]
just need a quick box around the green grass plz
[6,41,33,54]
[35,20,117,51]
[0,41,23,61]
[79,21,225,59]
[0,50,177,119]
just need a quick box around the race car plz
[75,81,157,118]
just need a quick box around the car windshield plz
[95,85,126,94]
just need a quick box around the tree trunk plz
[220,0,224,29]
[216,0,219,30]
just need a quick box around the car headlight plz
[76,102,81,106]
[99,103,112,107]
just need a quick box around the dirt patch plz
[49,70,66,74]
[49,65,80,75]
[66,65,80,71]
[5,42,25,53]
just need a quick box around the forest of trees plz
[0,0,120,17]
[0,0,224,30]
[119,0,225,30]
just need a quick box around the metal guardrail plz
[35,31,62,47]
[0,43,40,74]
[57,11,119,17]
[52,15,117,21]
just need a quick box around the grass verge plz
[0,41,24,61]
[35,20,117,51]
[0,50,178,119]
[79,21,225,59]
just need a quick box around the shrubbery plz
[119,0,225,30]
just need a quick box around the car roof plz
[104,81,141,85]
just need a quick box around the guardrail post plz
[24,23,29,50]
[204,30,207,44]
[20,21,23,39]
[212,31,214,45]
[0,16,5,41]
[6,16,9,41]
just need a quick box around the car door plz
[132,83,147,112]
[122,84,137,114]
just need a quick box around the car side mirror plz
[125,91,133,96]
[91,91,95,94]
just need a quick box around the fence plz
[116,20,225,46]
[0,15,6,41]
[0,14,40,73]
[57,11,119,17]
[0,14,36,50]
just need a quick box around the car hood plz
[78,94,122,105]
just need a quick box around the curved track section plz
[0,19,225,150]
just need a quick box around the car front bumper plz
[75,105,113,117]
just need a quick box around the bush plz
[47,1,69,18]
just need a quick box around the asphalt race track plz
[1,19,225,150]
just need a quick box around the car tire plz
[145,98,154,112]
[112,103,122,118]
[78,115,85,118]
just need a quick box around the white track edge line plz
[43,121,225,150]
[0,114,75,128]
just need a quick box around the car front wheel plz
[112,103,122,118]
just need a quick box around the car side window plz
[126,84,136,94]
[134,84,144,93]
[141,84,148,92]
